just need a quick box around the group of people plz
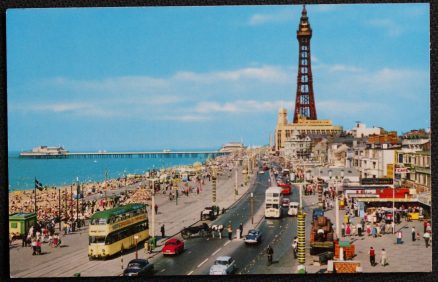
[368,247,388,267]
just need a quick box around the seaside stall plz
[9,212,37,238]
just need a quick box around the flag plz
[35,179,43,191]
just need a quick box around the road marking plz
[160,269,166,273]
[197,258,208,268]
[224,241,231,246]
[187,270,194,275]
[212,248,222,256]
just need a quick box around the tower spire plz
[293,4,317,123]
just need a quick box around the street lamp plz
[76,177,80,228]
[250,192,254,225]
[134,235,139,259]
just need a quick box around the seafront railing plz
[19,151,230,159]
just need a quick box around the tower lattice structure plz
[293,5,317,124]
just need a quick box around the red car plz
[161,238,184,255]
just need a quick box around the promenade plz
[302,194,432,273]
[10,164,258,277]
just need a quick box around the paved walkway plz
[10,164,258,277]
[303,194,432,273]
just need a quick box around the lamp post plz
[76,177,80,227]
[151,181,156,243]
[212,166,217,204]
[250,192,254,225]
[134,235,139,259]
[234,160,239,200]
[58,187,61,231]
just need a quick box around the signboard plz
[395,167,410,174]
[386,164,393,178]
[360,178,393,185]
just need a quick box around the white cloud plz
[247,10,294,26]
[367,19,403,37]
[195,100,293,114]
[174,66,291,84]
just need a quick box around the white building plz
[348,122,381,138]
[352,145,396,179]
[282,130,312,160]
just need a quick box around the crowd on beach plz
[9,151,247,249]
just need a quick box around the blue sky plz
[7,4,430,151]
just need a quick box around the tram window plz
[89,236,106,244]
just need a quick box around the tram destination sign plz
[360,178,393,185]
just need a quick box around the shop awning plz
[356,198,417,203]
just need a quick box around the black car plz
[123,259,154,276]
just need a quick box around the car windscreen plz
[128,262,146,269]
[165,242,176,245]
[215,260,228,265]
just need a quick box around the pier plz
[19,151,230,159]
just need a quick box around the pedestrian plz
[345,224,351,237]
[31,238,37,255]
[154,204,158,215]
[369,247,376,266]
[396,230,403,244]
[239,223,243,237]
[372,225,377,238]
[341,223,345,237]
[357,221,363,237]
[423,219,428,233]
[412,226,416,241]
[161,224,165,239]
[227,225,233,240]
[196,187,199,195]
[423,231,431,248]
[426,221,431,233]
[380,248,388,266]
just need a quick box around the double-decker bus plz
[88,203,149,260]
[265,186,283,218]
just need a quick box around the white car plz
[209,256,236,275]
[288,202,299,216]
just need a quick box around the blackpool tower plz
[293,5,317,124]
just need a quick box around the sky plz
[7,4,430,151]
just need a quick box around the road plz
[153,172,300,275]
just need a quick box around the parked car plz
[209,256,236,275]
[122,259,154,276]
[161,238,184,255]
[287,202,299,216]
[281,197,290,208]
[244,229,262,244]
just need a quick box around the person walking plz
[154,204,158,215]
[341,223,345,237]
[423,219,428,233]
[227,225,233,240]
[266,245,274,266]
[380,248,388,266]
[396,230,403,244]
[239,223,243,237]
[412,226,416,242]
[357,221,363,237]
[423,231,431,248]
[369,247,376,266]
[160,224,165,239]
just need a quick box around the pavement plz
[302,194,432,273]
[10,164,259,277]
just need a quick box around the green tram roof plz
[9,212,37,220]
[90,203,146,220]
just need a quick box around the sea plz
[8,150,213,191]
